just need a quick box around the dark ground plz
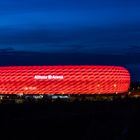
[0,99,140,140]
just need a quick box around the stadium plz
[0,66,130,97]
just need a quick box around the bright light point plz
[24,87,28,90]
[0,96,3,100]
[23,86,37,90]
[33,95,43,99]
[114,84,117,88]
[17,93,24,96]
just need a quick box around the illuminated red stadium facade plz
[0,66,130,94]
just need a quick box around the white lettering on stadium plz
[34,75,64,80]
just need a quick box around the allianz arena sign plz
[34,75,64,80]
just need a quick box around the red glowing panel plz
[0,66,130,94]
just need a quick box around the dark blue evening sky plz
[0,0,140,54]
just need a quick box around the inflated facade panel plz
[0,66,130,94]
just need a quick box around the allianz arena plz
[0,66,130,94]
